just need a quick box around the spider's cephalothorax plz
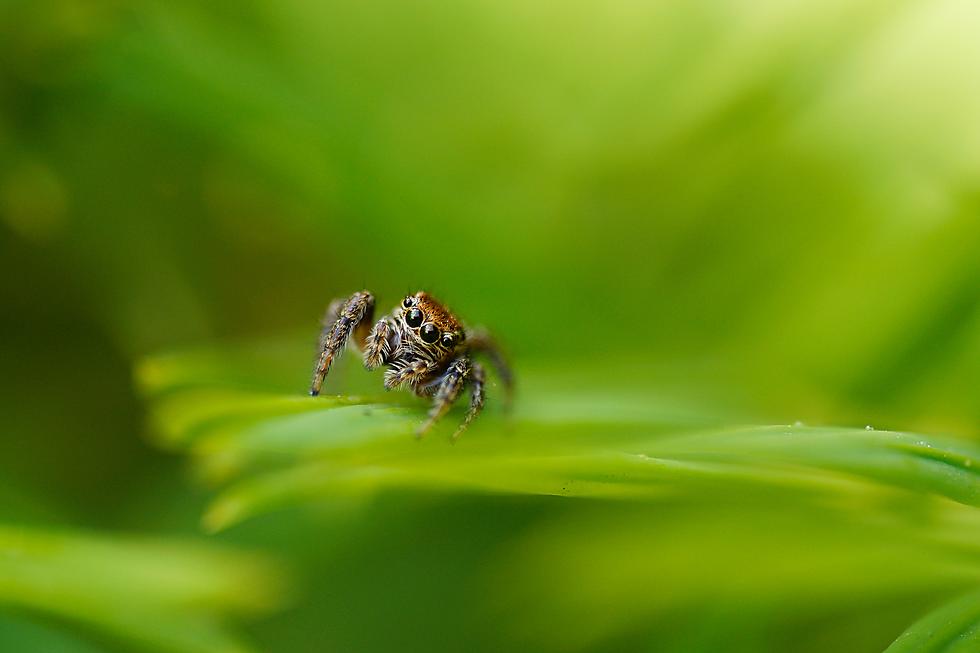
[310,290,512,439]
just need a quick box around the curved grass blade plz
[885,589,980,653]
[483,504,980,651]
[199,418,980,530]
[0,525,286,653]
[139,344,980,530]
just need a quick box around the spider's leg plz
[310,290,375,396]
[363,317,396,370]
[451,362,485,441]
[465,328,513,407]
[383,358,435,391]
[316,298,345,351]
[416,357,471,438]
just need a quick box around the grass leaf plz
[138,342,980,650]
[0,525,286,653]
[885,589,980,653]
[139,343,980,528]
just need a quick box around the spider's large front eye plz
[405,308,423,328]
[420,323,440,344]
[441,333,457,348]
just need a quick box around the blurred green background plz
[2,0,979,651]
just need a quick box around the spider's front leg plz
[416,357,485,440]
[310,290,374,396]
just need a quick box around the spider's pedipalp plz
[384,358,435,391]
[363,317,395,370]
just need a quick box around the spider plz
[310,290,512,439]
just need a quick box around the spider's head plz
[399,291,465,352]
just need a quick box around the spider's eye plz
[441,333,457,348]
[420,323,440,344]
[405,308,423,328]
[402,296,413,308]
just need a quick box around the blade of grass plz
[0,525,286,653]
[885,588,980,653]
[138,345,980,530]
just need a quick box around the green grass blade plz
[139,345,980,531]
[885,589,980,653]
[0,525,286,653]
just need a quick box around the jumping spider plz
[310,290,512,439]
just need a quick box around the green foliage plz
[3,0,980,651]
[0,524,284,653]
[885,590,980,653]
[138,341,980,651]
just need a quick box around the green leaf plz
[0,524,286,653]
[885,589,980,653]
[138,343,980,531]
[137,341,980,650]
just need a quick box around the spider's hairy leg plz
[416,357,471,438]
[363,317,395,370]
[465,328,514,407]
[310,290,375,396]
[315,298,345,354]
[452,362,485,441]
